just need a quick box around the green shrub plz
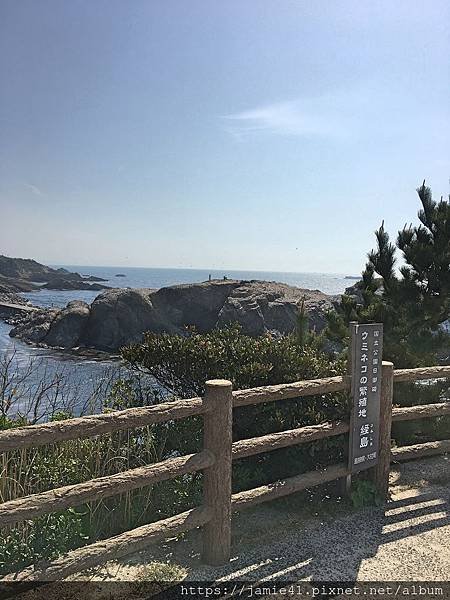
[122,324,349,489]
[122,323,340,399]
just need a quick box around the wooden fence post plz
[202,379,233,565]
[373,361,394,500]
[341,321,358,497]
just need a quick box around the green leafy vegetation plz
[122,322,337,399]
[350,480,383,509]
[0,358,200,576]
[122,322,348,455]
[0,413,201,575]
[0,510,89,574]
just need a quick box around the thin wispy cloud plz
[221,87,367,140]
[221,84,445,142]
[222,98,348,139]
[23,183,44,197]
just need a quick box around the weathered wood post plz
[341,321,358,496]
[202,379,233,565]
[373,361,394,499]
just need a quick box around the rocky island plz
[9,279,339,352]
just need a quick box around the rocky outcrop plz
[42,278,110,291]
[0,291,25,306]
[43,301,91,347]
[0,290,35,324]
[0,274,38,294]
[216,281,333,336]
[10,279,339,351]
[83,288,159,350]
[0,255,58,282]
[0,255,107,286]
[10,308,59,343]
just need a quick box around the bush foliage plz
[123,323,349,493]
[123,323,341,395]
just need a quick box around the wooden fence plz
[1,363,449,581]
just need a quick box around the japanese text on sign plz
[349,323,383,473]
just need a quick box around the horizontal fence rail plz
[0,364,449,581]
[232,375,349,407]
[0,450,214,527]
[1,506,213,582]
[232,421,349,459]
[392,402,450,421]
[0,398,205,452]
[1,366,448,453]
[391,439,450,462]
[393,365,450,382]
[231,463,349,510]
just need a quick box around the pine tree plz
[327,182,450,368]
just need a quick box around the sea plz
[0,266,355,416]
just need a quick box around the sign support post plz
[372,360,394,499]
[341,321,358,496]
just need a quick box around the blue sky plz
[0,0,448,273]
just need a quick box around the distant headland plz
[0,255,110,295]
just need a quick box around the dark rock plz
[0,288,39,324]
[83,288,160,350]
[79,275,107,282]
[44,301,90,347]
[344,278,383,304]
[0,255,57,282]
[10,309,60,344]
[0,290,36,324]
[42,278,110,291]
[0,255,107,284]
[115,274,126,277]
[0,275,38,293]
[0,291,26,305]
[9,279,339,352]
[344,281,364,304]
[151,280,240,332]
[216,281,335,336]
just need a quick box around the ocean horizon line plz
[47,263,358,278]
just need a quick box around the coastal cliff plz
[0,255,109,291]
[9,279,339,351]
